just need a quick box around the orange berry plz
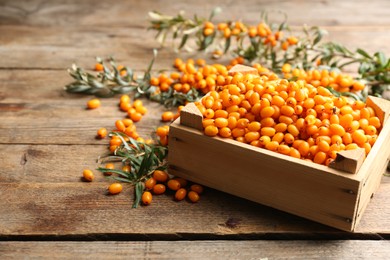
[204,125,218,137]
[188,191,200,203]
[87,98,101,109]
[82,169,94,182]
[153,170,169,183]
[130,112,142,122]
[175,188,187,201]
[95,63,104,71]
[142,191,152,205]
[153,184,166,195]
[115,120,126,132]
[122,165,131,173]
[174,177,188,188]
[161,111,174,122]
[190,184,204,194]
[145,177,157,190]
[97,128,107,139]
[156,126,169,137]
[167,179,181,191]
[219,127,232,138]
[108,183,123,195]
[104,163,115,176]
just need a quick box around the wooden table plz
[1,0,389,258]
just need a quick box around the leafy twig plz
[97,132,168,208]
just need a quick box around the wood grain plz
[1,0,390,250]
[1,0,390,27]
[0,180,389,238]
[1,241,390,259]
[0,97,174,144]
[1,25,390,70]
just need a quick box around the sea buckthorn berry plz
[352,131,367,145]
[156,126,169,137]
[284,133,295,144]
[278,144,291,155]
[202,119,215,128]
[346,143,359,150]
[87,98,101,109]
[365,125,377,135]
[215,118,229,128]
[161,111,174,122]
[153,170,169,183]
[145,177,157,190]
[261,127,276,137]
[260,106,275,118]
[136,106,148,115]
[248,121,261,132]
[190,184,204,194]
[95,63,104,71]
[104,163,115,176]
[167,179,181,191]
[120,102,131,112]
[205,125,218,136]
[188,191,200,203]
[245,131,260,143]
[318,140,330,152]
[215,110,229,118]
[174,178,188,188]
[329,124,345,136]
[175,188,187,201]
[142,191,152,205]
[260,117,275,127]
[219,127,232,138]
[298,142,310,157]
[369,117,381,129]
[130,112,142,122]
[265,141,279,151]
[108,183,123,195]
[313,151,327,165]
[272,132,284,144]
[115,120,126,132]
[82,169,94,182]
[97,128,107,139]
[122,165,131,173]
[153,184,166,195]
[119,94,130,104]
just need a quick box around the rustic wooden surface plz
[1,0,390,258]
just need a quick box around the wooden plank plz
[0,144,388,236]
[0,98,172,144]
[0,179,388,237]
[1,0,390,27]
[0,145,107,183]
[1,241,390,259]
[1,25,390,70]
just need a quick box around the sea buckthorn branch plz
[149,9,390,99]
[66,51,158,98]
[65,50,201,107]
[66,57,142,97]
[149,7,222,51]
[97,132,168,208]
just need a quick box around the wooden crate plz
[168,77,390,232]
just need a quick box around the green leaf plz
[224,37,231,54]
[341,91,362,101]
[111,132,132,151]
[356,48,371,59]
[178,34,189,49]
[97,167,133,179]
[109,176,133,183]
[132,182,144,208]
[375,52,387,67]
[209,6,222,21]
[129,137,141,151]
